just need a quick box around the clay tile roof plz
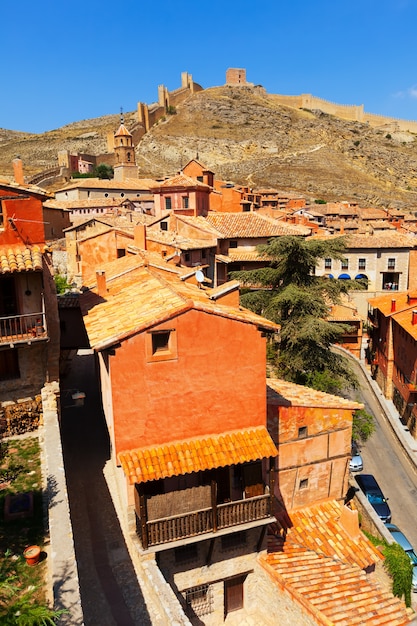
[262,500,409,625]
[367,292,416,315]
[118,426,277,484]
[114,122,132,137]
[346,232,417,248]
[205,212,310,238]
[154,173,210,190]
[80,261,278,349]
[0,245,43,274]
[267,379,363,410]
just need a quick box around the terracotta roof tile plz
[262,500,409,625]
[118,426,277,484]
[267,379,363,410]
[0,245,43,274]
[80,260,278,349]
[205,212,310,238]
[368,292,417,315]
[153,173,210,189]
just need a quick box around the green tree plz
[231,235,361,391]
[94,163,114,179]
[352,408,375,443]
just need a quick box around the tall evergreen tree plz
[231,235,361,392]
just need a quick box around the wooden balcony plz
[0,312,47,345]
[141,494,272,549]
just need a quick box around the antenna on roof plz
[195,269,205,287]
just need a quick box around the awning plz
[118,425,278,485]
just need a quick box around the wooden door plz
[224,575,245,616]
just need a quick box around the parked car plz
[349,441,363,472]
[354,473,391,523]
[385,523,417,592]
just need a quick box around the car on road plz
[385,523,417,592]
[349,441,363,472]
[354,473,391,523]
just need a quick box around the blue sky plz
[2,0,417,133]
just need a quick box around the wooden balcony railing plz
[143,494,271,548]
[0,312,47,344]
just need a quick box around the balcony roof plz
[118,425,277,485]
[0,245,44,274]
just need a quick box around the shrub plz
[353,140,360,147]
[382,542,413,607]
[386,134,392,139]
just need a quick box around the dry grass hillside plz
[2,86,417,209]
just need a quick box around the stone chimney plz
[96,270,107,297]
[412,310,417,325]
[134,224,147,250]
[12,157,24,185]
[391,299,396,313]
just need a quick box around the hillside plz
[2,86,417,209]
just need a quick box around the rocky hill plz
[2,86,417,209]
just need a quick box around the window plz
[341,259,349,270]
[116,249,126,258]
[0,201,4,228]
[221,532,246,552]
[152,331,170,354]
[184,252,190,262]
[165,197,172,210]
[147,328,177,362]
[298,426,308,439]
[175,544,198,564]
[229,240,238,249]
[388,258,396,270]
[160,221,168,231]
[358,258,366,270]
[197,176,203,182]
[299,478,309,489]
[182,196,189,209]
[0,350,20,381]
[184,584,213,618]
[324,258,332,269]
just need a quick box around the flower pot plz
[23,545,41,566]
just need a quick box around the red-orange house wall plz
[211,182,244,212]
[0,191,45,245]
[267,402,352,509]
[78,230,133,284]
[109,309,267,457]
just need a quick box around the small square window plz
[229,240,238,249]
[299,478,308,489]
[160,221,168,231]
[152,331,170,354]
[184,584,212,618]
[324,258,332,269]
[298,426,308,439]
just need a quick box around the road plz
[348,357,417,549]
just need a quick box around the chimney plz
[412,310,417,325]
[391,299,396,313]
[134,224,147,250]
[12,157,24,185]
[96,270,107,297]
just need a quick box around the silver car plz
[349,442,363,472]
[385,523,417,592]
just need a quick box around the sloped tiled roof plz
[261,500,410,625]
[56,178,158,191]
[80,260,278,349]
[206,212,310,238]
[145,228,216,250]
[267,379,363,410]
[152,173,210,190]
[0,245,44,274]
[368,292,417,315]
[118,425,278,484]
[227,249,272,262]
[346,232,417,249]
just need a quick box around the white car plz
[349,442,363,472]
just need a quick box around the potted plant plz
[23,545,41,566]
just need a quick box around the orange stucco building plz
[267,379,362,510]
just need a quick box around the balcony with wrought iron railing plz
[140,494,272,550]
[0,312,47,345]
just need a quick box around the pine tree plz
[231,235,361,392]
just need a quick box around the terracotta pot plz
[23,545,41,566]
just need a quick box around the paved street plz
[60,351,156,626]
